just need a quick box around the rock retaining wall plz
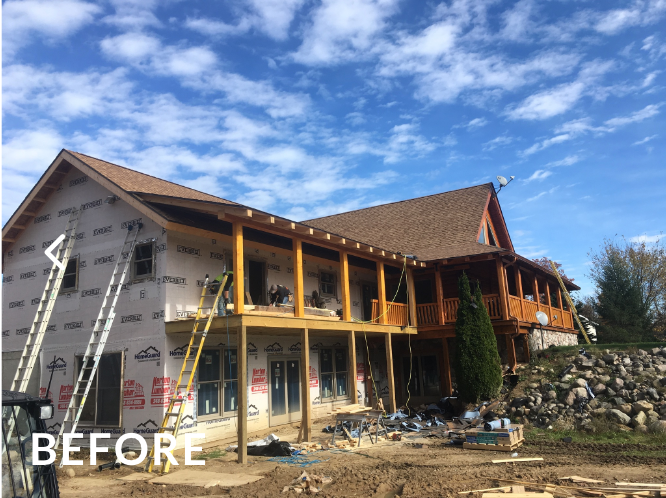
[528,327,578,352]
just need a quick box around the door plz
[402,354,440,404]
[361,282,378,321]
[269,358,301,426]
[248,260,266,305]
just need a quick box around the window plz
[197,348,237,417]
[486,219,497,246]
[402,355,440,398]
[319,348,348,400]
[131,241,155,280]
[75,352,123,426]
[477,225,486,243]
[61,257,79,292]
[319,271,336,298]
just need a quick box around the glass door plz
[269,357,301,426]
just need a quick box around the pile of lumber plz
[463,424,524,452]
[488,478,666,498]
[282,471,332,495]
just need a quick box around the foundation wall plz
[528,327,578,352]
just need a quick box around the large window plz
[61,257,79,293]
[76,352,123,426]
[197,348,237,417]
[319,271,337,298]
[319,348,348,400]
[131,241,155,280]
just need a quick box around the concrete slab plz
[149,470,264,487]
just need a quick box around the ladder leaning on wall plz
[11,207,83,394]
[56,223,143,456]
[549,260,591,345]
[145,273,228,474]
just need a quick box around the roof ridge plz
[66,149,232,203]
[303,183,492,223]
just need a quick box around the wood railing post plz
[384,332,396,413]
[293,239,304,318]
[348,330,358,404]
[237,323,247,463]
[340,251,351,322]
[377,261,387,325]
[434,271,445,325]
[233,222,245,315]
[495,256,509,320]
[406,268,417,327]
[533,274,539,309]
[514,267,525,320]
[300,328,311,441]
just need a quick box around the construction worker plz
[210,271,233,315]
[269,284,292,306]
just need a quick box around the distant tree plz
[453,272,503,402]
[532,257,574,282]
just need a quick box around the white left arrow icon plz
[45,234,66,270]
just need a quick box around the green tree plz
[453,272,503,402]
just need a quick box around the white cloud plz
[630,234,662,243]
[526,186,558,202]
[102,0,161,29]
[521,133,573,156]
[346,112,366,126]
[604,103,662,127]
[594,0,666,35]
[483,135,513,151]
[3,0,101,60]
[291,0,400,66]
[633,134,658,145]
[545,155,580,167]
[457,117,488,130]
[523,169,552,183]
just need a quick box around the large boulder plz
[573,378,587,388]
[545,390,557,401]
[611,378,624,391]
[603,353,618,363]
[564,391,577,406]
[631,411,647,427]
[607,409,631,425]
[618,404,633,415]
[650,420,666,433]
[593,383,607,395]
[572,387,588,399]
[633,400,654,413]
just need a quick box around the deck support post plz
[300,327,311,442]
[434,269,445,325]
[348,330,358,404]
[495,256,509,320]
[384,333,396,413]
[515,267,525,320]
[232,222,245,315]
[294,239,304,318]
[506,334,517,371]
[441,338,453,396]
[377,262,387,324]
[340,252,351,322]
[406,268,417,327]
[237,323,247,463]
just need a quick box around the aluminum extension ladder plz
[56,223,143,456]
[145,273,228,474]
[11,207,83,393]
[550,260,591,344]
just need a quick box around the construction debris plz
[492,457,543,463]
[282,471,332,495]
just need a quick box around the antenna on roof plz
[494,175,515,194]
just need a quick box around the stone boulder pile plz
[497,347,666,432]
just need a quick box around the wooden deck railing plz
[416,303,439,326]
[370,300,409,326]
[439,294,501,323]
[508,296,573,329]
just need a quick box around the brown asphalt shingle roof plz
[304,184,500,261]
[67,150,239,205]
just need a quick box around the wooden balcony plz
[509,296,573,328]
[370,300,409,326]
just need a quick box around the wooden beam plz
[253,213,274,223]
[441,338,452,396]
[515,266,525,319]
[340,251,351,322]
[495,256,509,320]
[348,330,358,404]
[233,222,245,315]
[294,225,313,235]
[533,274,539,309]
[312,231,330,240]
[406,268,417,327]
[506,334,517,371]
[544,280,551,307]
[300,328,312,442]
[376,261,387,325]
[434,270,445,325]
[523,334,530,363]
[12,224,27,230]
[384,333,396,413]
[556,286,563,310]
[293,239,304,318]
[237,324,248,464]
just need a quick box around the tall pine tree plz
[453,273,503,402]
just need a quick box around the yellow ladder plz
[549,260,591,345]
[145,273,228,473]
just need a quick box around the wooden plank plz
[377,261,387,324]
[560,477,604,484]
[385,332,396,413]
[293,238,304,318]
[492,457,543,463]
[340,251,351,321]
[458,487,512,495]
[482,493,552,498]
[233,222,245,315]
[348,330,358,404]
[406,268,417,326]
[512,487,526,494]
[615,484,665,488]
[237,324,247,463]
[301,327,311,442]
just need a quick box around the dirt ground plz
[56,419,666,498]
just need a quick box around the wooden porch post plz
[506,334,517,371]
[293,239,304,318]
[533,275,540,309]
[514,266,525,320]
[384,333,396,413]
[300,328,311,441]
[377,261,387,324]
[340,251,351,322]
[434,269,445,325]
[237,323,247,463]
[495,256,509,320]
[441,338,453,396]
[556,286,563,309]
[406,267,417,327]
[544,281,551,307]
[233,222,245,315]
[348,331,358,404]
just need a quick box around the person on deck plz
[211,271,233,315]
[269,284,292,306]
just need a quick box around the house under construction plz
[1,150,580,460]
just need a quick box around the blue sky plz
[2,0,665,296]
